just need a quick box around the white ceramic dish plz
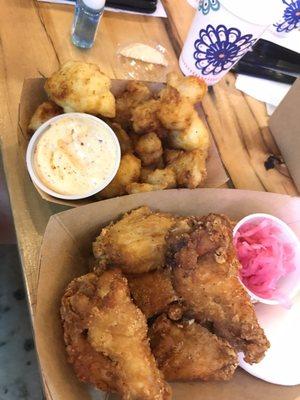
[26,113,121,201]
[233,213,300,306]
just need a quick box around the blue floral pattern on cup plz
[274,0,300,33]
[198,0,220,14]
[193,24,256,76]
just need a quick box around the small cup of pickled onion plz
[233,213,300,307]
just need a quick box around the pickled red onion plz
[234,220,296,305]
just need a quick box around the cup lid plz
[220,0,282,26]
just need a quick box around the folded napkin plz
[38,0,167,17]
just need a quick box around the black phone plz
[106,0,157,13]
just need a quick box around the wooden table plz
[0,0,298,318]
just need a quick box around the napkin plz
[38,0,167,18]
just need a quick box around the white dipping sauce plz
[34,116,118,196]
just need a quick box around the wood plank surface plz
[0,0,298,319]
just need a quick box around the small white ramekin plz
[233,213,300,306]
[26,113,121,200]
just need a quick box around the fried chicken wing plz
[115,81,152,129]
[134,132,163,166]
[45,61,115,117]
[166,72,207,104]
[28,101,63,133]
[110,122,133,154]
[165,149,207,189]
[150,315,238,381]
[167,214,270,364]
[99,153,141,199]
[93,206,176,274]
[127,269,178,319]
[168,110,210,152]
[87,269,171,400]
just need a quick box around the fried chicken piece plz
[134,132,163,166]
[150,315,238,382]
[87,269,171,400]
[141,167,177,189]
[61,272,122,393]
[166,72,207,104]
[126,182,165,194]
[131,99,165,137]
[99,153,141,199]
[168,110,210,152]
[165,149,207,189]
[167,214,270,364]
[157,86,194,131]
[45,61,115,117]
[127,269,178,319]
[110,122,133,154]
[115,81,152,129]
[93,206,176,274]
[28,101,63,133]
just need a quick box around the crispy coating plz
[110,122,133,154]
[134,132,163,166]
[127,269,178,319]
[150,315,238,382]
[165,149,207,189]
[45,61,115,117]
[126,182,165,194]
[166,72,207,104]
[141,168,177,189]
[168,110,210,152]
[115,81,152,128]
[93,206,176,274]
[131,99,165,137]
[167,214,270,364]
[158,86,195,130]
[87,269,171,400]
[99,153,141,199]
[28,101,63,133]
[61,272,122,393]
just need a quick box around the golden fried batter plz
[87,270,171,400]
[167,214,270,364]
[28,101,63,133]
[45,61,115,117]
[110,122,133,154]
[141,168,177,189]
[127,269,178,319]
[115,81,152,129]
[150,315,238,382]
[166,72,207,104]
[165,149,207,189]
[134,132,163,166]
[93,206,176,274]
[126,182,165,194]
[131,99,165,136]
[99,153,141,199]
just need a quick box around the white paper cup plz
[26,113,121,201]
[270,0,300,36]
[180,0,282,85]
[233,213,300,306]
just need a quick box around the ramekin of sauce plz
[233,213,300,307]
[26,113,121,200]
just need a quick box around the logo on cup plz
[198,0,220,14]
[193,24,256,75]
[274,0,300,33]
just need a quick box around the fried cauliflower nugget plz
[115,81,152,128]
[157,86,195,131]
[165,149,207,189]
[150,315,238,382]
[166,72,207,104]
[93,206,176,274]
[168,110,210,152]
[28,101,63,133]
[167,214,270,364]
[45,61,115,117]
[99,153,141,199]
[141,168,177,189]
[134,132,163,166]
[131,99,165,136]
[126,182,165,194]
[110,122,133,154]
[87,269,171,400]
